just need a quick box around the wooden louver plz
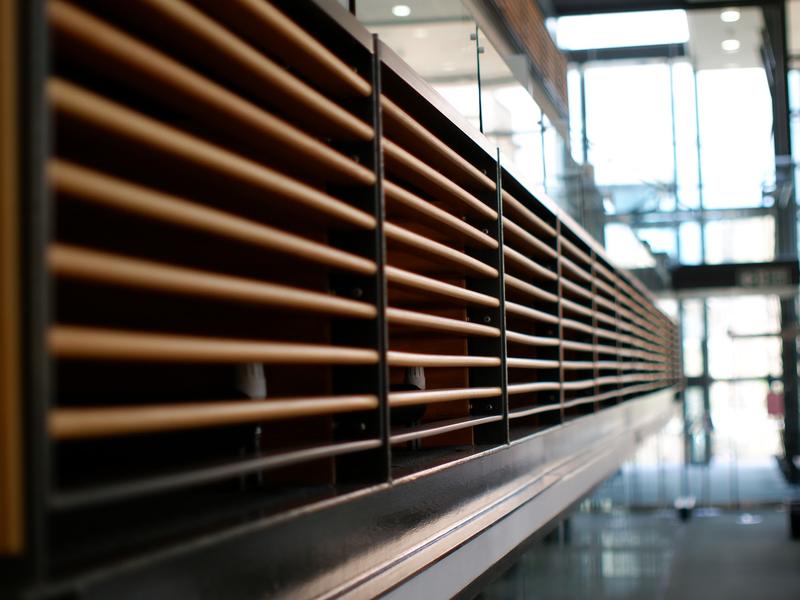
[30,0,680,569]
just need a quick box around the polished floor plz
[475,508,800,599]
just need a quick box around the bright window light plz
[555,10,689,50]
[720,8,741,23]
[391,4,411,17]
[721,38,741,52]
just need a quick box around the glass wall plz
[561,7,777,268]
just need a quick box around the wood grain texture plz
[50,326,379,364]
[0,0,23,555]
[51,395,379,439]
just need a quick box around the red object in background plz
[767,390,784,417]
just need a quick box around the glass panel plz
[703,216,775,263]
[671,61,700,210]
[706,296,782,379]
[603,223,657,269]
[478,28,545,189]
[681,299,704,378]
[567,66,584,164]
[359,1,481,129]
[584,63,674,189]
[634,227,677,262]
[709,380,782,461]
[679,221,702,264]
[696,68,774,208]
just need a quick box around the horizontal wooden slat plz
[201,0,372,98]
[50,244,378,318]
[507,381,561,395]
[51,395,379,440]
[502,190,556,237]
[561,361,594,370]
[503,246,557,281]
[385,180,497,249]
[385,222,496,277]
[50,161,376,275]
[381,96,495,191]
[560,276,593,302]
[51,326,379,364]
[559,236,591,266]
[507,357,560,369]
[509,403,561,418]
[505,331,560,347]
[49,1,374,187]
[504,274,559,304]
[561,379,596,391]
[50,79,375,229]
[502,217,557,259]
[559,255,592,283]
[505,301,559,325]
[390,415,502,444]
[389,387,501,407]
[387,307,499,337]
[387,351,501,368]
[386,266,499,307]
[383,139,497,221]
[561,340,595,353]
[561,298,593,319]
[561,318,595,336]
[103,0,372,141]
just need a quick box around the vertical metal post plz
[468,153,508,445]
[331,35,390,484]
[590,251,599,413]
[579,65,589,166]
[21,0,50,583]
[668,57,681,263]
[473,25,484,134]
[764,1,800,471]
[556,220,565,422]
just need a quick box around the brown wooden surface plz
[385,222,497,277]
[51,326,379,364]
[51,395,379,439]
[0,0,23,555]
[387,351,501,368]
[127,0,372,140]
[385,181,497,249]
[381,96,495,191]
[386,266,499,307]
[389,387,501,407]
[49,79,375,229]
[49,2,374,186]
[51,161,376,275]
[502,191,556,237]
[50,244,377,318]
[383,139,497,221]
[504,274,559,304]
[196,0,372,98]
[387,307,499,337]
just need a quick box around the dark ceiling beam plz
[566,43,686,63]
[552,0,772,16]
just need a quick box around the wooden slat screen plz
[27,0,680,570]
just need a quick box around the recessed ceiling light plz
[721,38,741,52]
[720,8,741,23]
[392,4,411,17]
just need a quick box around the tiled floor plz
[475,506,800,599]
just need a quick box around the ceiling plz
[686,7,764,70]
